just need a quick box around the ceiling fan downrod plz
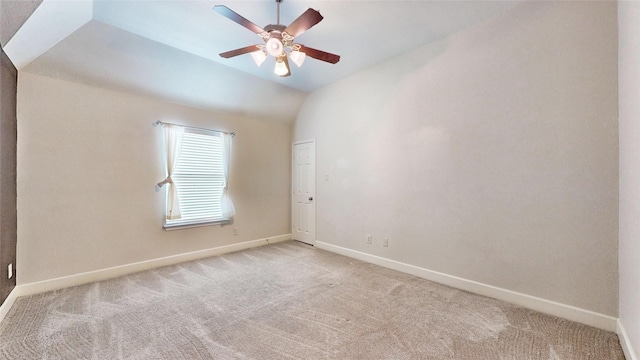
[276,0,282,25]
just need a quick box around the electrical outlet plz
[8,263,13,279]
[366,235,372,244]
[233,228,238,236]
[383,239,389,247]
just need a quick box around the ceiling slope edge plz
[3,0,92,69]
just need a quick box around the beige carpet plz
[0,241,625,359]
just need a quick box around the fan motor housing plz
[264,24,286,35]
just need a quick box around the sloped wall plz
[0,0,41,46]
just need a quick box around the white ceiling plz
[4,0,515,123]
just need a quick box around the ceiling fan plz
[213,0,340,77]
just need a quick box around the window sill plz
[163,219,230,231]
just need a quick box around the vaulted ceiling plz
[2,0,515,123]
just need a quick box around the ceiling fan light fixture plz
[214,2,340,77]
[266,37,284,57]
[274,57,289,76]
[250,50,267,66]
[290,50,306,67]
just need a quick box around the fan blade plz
[219,45,261,58]
[213,5,265,35]
[283,8,323,38]
[298,45,340,64]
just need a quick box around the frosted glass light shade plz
[250,51,267,66]
[266,38,284,57]
[290,51,306,67]
[274,59,288,76]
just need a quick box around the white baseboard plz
[11,234,291,300]
[618,319,639,360]
[0,288,20,323]
[315,241,618,332]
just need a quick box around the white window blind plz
[164,128,227,228]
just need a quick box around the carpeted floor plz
[0,241,625,359]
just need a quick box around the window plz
[157,123,235,229]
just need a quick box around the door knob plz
[309,197,314,201]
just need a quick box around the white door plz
[292,140,316,245]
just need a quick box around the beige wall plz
[17,72,291,284]
[294,1,618,316]
[618,0,640,356]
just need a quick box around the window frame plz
[161,126,231,230]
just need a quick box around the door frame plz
[291,139,316,245]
